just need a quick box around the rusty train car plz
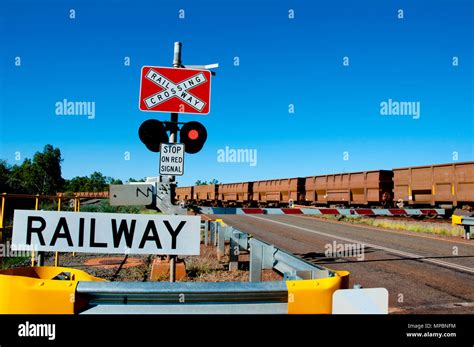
[175,186,193,202]
[175,161,474,209]
[218,182,253,207]
[192,184,219,206]
[252,178,305,207]
[393,162,474,208]
[305,170,393,206]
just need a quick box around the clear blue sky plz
[0,0,473,186]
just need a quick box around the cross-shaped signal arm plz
[182,63,219,76]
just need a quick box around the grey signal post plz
[156,42,216,281]
[167,41,182,282]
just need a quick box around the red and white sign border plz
[138,66,212,115]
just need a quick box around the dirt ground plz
[42,243,282,282]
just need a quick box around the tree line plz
[0,144,220,195]
[195,179,220,185]
[0,144,140,195]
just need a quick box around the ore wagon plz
[252,178,305,206]
[305,170,393,206]
[175,186,193,203]
[218,182,253,207]
[193,184,219,205]
[393,162,474,208]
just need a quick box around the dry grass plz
[368,219,463,236]
[182,244,281,282]
[312,215,464,237]
[182,244,248,282]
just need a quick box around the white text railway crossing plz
[144,69,206,111]
[139,65,212,114]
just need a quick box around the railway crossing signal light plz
[139,119,207,154]
[138,119,169,152]
[180,121,207,154]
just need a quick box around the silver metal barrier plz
[209,220,335,282]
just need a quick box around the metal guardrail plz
[460,217,474,226]
[203,220,335,281]
[76,281,289,314]
[454,216,474,240]
[452,214,474,240]
[77,281,288,303]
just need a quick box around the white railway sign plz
[11,210,201,255]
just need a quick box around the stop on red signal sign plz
[139,66,211,114]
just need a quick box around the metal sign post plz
[135,41,217,281]
[168,41,182,282]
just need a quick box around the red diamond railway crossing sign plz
[139,66,212,114]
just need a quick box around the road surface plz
[211,214,474,314]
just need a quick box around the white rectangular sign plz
[109,183,154,206]
[159,143,185,176]
[332,288,389,314]
[11,210,200,255]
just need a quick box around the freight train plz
[175,161,474,210]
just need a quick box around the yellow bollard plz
[0,266,105,314]
[286,271,350,314]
